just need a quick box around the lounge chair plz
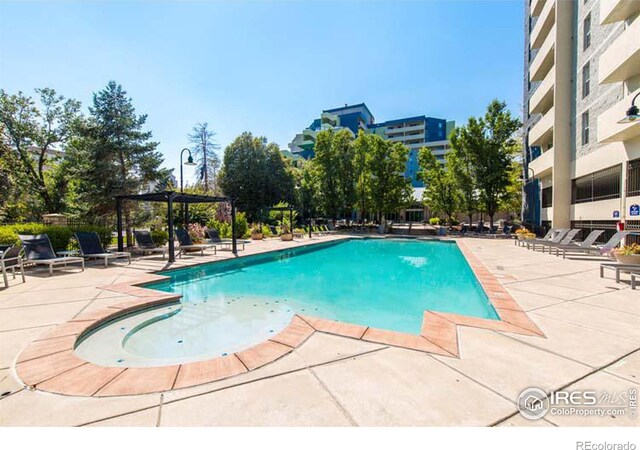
[551,230,605,258]
[525,228,568,250]
[321,225,337,235]
[205,229,247,251]
[268,225,279,237]
[19,234,85,275]
[532,229,581,253]
[133,230,167,259]
[561,230,631,258]
[75,231,131,267]
[1,245,25,288]
[175,228,215,257]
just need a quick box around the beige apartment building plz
[523,0,640,241]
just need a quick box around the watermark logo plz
[517,387,549,420]
[517,387,637,420]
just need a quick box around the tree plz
[418,149,460,224]
[449,100,521,229]
[366,135,412,223]
[353,131,372,221]
[312,129,342,223]
[188,122,221,192]
[66,81,171,245]
[448,149,477,225]
[0,88,81,213]
[218,132,294,221]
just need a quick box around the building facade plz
[288,103,454,188]
[523,0,640,240]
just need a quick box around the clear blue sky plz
[0,1,524,184]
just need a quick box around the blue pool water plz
[76,239,498,367]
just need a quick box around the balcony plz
[530,0,546,17]
[600,0,640,25]
[599,17,640,83]
[597,90,640,143]
[529,26,555,81]
[384,124,424,134]
[529,146,554,178]
[529,70,555,115]
[530,0,555,49]
[529,107,554,148]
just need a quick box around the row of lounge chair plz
[519,227,630,259]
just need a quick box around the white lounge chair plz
[551,230,605,258]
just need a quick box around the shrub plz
[206,211,249,239]
[429,217,440,226]
[261,224,273,237]
[0,223,112,252]
[187,223,206,243]
[615,244,640,256]
[150,229,169,247]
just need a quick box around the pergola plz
[115,191,237,262]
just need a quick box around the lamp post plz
[179,148,197,225]
[618,91,640,124]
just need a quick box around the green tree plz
[449,99,521,229]
[0,88,81,213]
[312,129,342,222]
[418,149,460,224]
[218,132,294,221]
[353,131,372,221]
[366,136,412,223]
[188,122,221,192]
[448,150,477,225]
[66,81,170,244]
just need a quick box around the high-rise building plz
[288,103,454,187]
[523,0,640,240]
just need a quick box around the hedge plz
[0,223,113,252]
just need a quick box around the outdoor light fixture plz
[618,92,640,124]
[185,154,197,166]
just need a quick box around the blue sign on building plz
[613,210,620,218]
[630,205,640,216]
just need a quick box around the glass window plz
[582,110,590,145]
[582,62,590,98]
[584,14,591,50]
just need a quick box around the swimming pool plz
[75,238,498,367]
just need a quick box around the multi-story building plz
[523,0,640,241]
[288,103,454,188]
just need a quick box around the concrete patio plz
[0,236,638,426]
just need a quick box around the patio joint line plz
[308,366,359,426]
[491,345,640,427]
[76,345,389,427]
[0,298,96,311]
[156,394,164,427]
[425,349,519,409]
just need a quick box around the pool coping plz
[14,237,545,397]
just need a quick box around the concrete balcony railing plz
[531,0,555,49]
[529,107,554,148]
[600,0,640,25]
[529,146,554,178]
[599,17,640,84]
[529,70,555,115]
[597,90,640,143]
[530,0,546,17]
[529,25,555,81]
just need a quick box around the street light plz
[179,148,197,225]
[618,92,640,124]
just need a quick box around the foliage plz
[0,87,81,214]
[65,81,172,245]
[429,217,440,226]
[515,227,529,235]
[188,122,221,192]
[615,244,640,256]
[150,228,169,247]
[447,150,477,225]
[250,223,263,235]
[449,99,521,228]
[207,211,249,239]
[218,132,295,221]
[0,223,111,252]
[269,201,298,228]
[418,150,460,224]
[362,135,412,222]
[311,129,356,222]
[187,223,206,243]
